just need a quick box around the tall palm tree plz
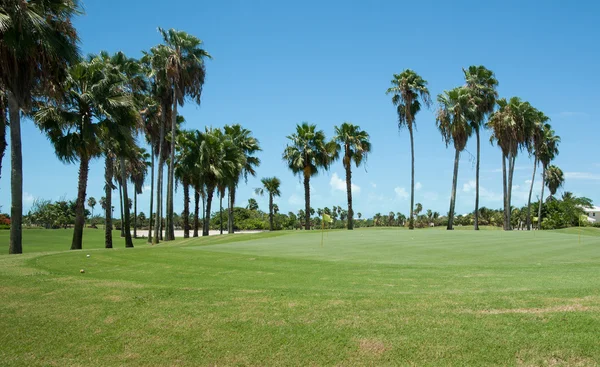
[463,66,498,230]
[224,124,261,233]
[386,70,431,229]
[536,126,560,229]
[197,127,236,236]
[525,113,551,230]
[487,97,535,230]
[87,197,97,218]
[545,165,564,199]
[332,123,371,230]
[255,177,282,231]
[436,87,474,230]
[283,123,336,230]
[152,28,211,241]
[129,148,150,238]
[1,0,81,254]
[35,55,138,250]
[141,99,161,242]
[174,130,198,238]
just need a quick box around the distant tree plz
[247,198,259,211]
[357,212,362,219]
[414,203,423,216]
[87,197,97,217]
[255,177,281,231]
[545,165,564,199]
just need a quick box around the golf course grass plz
[1,227,600,366]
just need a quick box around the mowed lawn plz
[1,228,600,366]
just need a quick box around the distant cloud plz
[288,194,303,206]
[143,185,151,193]
[415,182,422,191]
[487,166,529,173]
[462,180,502,202]
[556,111,590,119]
[330,173,360,194]
[370,182,377,188]
[394,187,409,200]
[423,191,439,201]
[24,192,35,205]
[565,172,600,180]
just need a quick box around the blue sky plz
[2,0,599,218]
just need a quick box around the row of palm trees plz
[1,0,214,253]
[387,67,562,231]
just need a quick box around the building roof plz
[583,206,600,212]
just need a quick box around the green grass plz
[2,228,600,366]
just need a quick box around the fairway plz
[2,228,600,366]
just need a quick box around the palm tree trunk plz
[193,189,199,237]
[0,96,7,190]
[507,154,516,230]
[153,124,164,245]
[228,186,235,234]
[344,152,354,230]
[537,166,546,230]
[409,127,415,230]
[447,148,460,230]
[166,91,178,241]
[183,182,190,238]
[502,154,508,230]
[202,193,206,235]
[526,158,537,230]
[120,157,133,248]
[203,186,214,236]
[474,129,481,230]
[71,155,90,250]
[303,174,311,230]
[104,156,113,249]
[133,191,137,238]
[7,92,22,254]
[118,181,124,237]
[147,152,154,243]
[269,194,274,231]
[219,192,223,235]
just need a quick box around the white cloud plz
[557,111,590,119]
[24,192,35,205]
[463,180,476,192]
[288,194,303,206]
[462,180,502,202]
[330,173,360,194]
[142,185,151,193]
[370,182,377,188]
[415,182,422,191]
[565,172,600,180]
[394,187,409,200]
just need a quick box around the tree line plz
[0,2,576,255]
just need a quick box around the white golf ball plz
[86,254,90,258]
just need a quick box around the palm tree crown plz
[545,165,565,197]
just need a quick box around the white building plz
[583,206,600,223]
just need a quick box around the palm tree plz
[224,124,261,233]
[487,97,535,230]
[436,87,474,230]
[152,28,211,241]
[141,99,161,243]
[536,126,560,229]
[463,66,498,230]
[247,198,259,211]
[197,127,235,236]
[283,123,336,230]
[174,130,198,238]
[129,148,150,238]
[332,123,371,230]
[525,113,551,230]
[87,197,97,218]
[255,177,282,231]
[414,203,423,217]
[35,55,138,250]
[357,212,362,220]
[1,0,81,254]
[545,165,564,199]
[386,70,431,230]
